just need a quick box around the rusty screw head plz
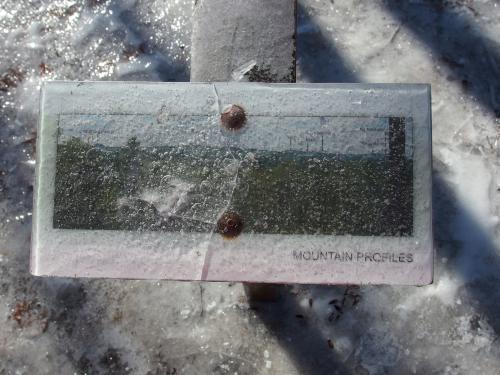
[217,211,243,239]
[220,104,246,130]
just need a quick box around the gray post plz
[190,0,297,83]
[190,0,297,300]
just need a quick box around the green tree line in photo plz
[53,137,413,236]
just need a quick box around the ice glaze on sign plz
[53,114,413,237]
[32,82,432,285]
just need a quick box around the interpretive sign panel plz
[32,82,432,284]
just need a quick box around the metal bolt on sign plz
[220,105,246,131]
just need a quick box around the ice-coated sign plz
[32,82,432,284]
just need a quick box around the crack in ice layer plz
[212,83,222,115]
[200,150,242,280]
[200,85,244,280]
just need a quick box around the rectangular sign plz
[32,82,432,284]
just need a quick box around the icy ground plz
[1,0,500,374]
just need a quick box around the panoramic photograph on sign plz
[53,114,413,237]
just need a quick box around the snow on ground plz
[1,0,500,374]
